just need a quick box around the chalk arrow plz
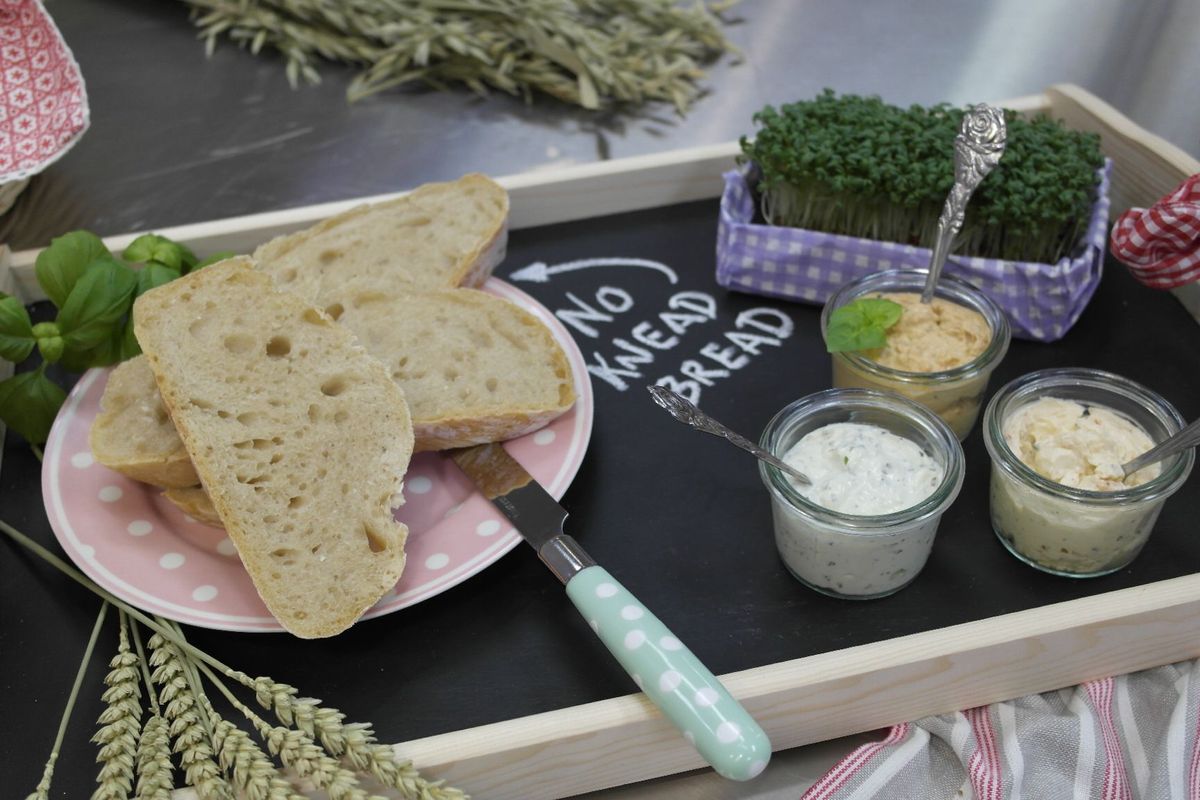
[509,257,679,285]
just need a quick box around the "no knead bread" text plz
[553,286,794,404]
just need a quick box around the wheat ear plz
[251,677,466,799]
[131,621,174,800]
[148,633,233,800]
[90,610,142,799]
[197,661,385,800]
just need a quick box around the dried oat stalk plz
[182,0,739,112]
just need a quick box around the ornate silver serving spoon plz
[647,385,812,486]
[920,104,1007,303]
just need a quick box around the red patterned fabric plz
[0,0,88,182]
[1110,174,1200,290]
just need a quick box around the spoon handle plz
[1123,416,1200,477]
[920,104,1007,304]
[647,386,812,486]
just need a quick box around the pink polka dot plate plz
[42,279,593,632]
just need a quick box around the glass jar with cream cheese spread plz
[758,388,964,599]
[821,269,1011,439]
[983,368,1194,577]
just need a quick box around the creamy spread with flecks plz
[1002,397,1160,491]
[768,422,947,598]
[865,292,991,373]
[990,396,1168,575]
[782,423,944,515]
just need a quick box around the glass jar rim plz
[821,269,1012,384]
[758,387,965,532]
[982,367,1195,504]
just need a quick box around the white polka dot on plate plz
[659,670,683,692]
[216,538,237,556]
[623,630,646,650]
[71,451,94,468]
[595,582,618,598]
[694,687,719,708]
[588,619,599,633]
[407,476,433,495]
[716,721,741,744]
[620,605,644,621]
[192,585,218,602]
[78,545,95,558]
[533,429,556,446]
[424,553,450,570]
[476,519,500,537]
[159,552,185,570]
[98,485,123,503]
[748,760,768,778]
[127,520,152,537]
[633,674,644,690]
[659,635,683,651]
[684,730,696,745]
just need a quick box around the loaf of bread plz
[338,288,576,450]
[163,486,222,527]
[256,173,508,310]
[89,355,198,488]
[134,258,414,638]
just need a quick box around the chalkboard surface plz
[4,198,1200,795]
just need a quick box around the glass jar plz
[821,269,1011,439]
[983,368,1194,577]
[758,388,965,599]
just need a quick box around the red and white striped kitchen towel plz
[1110,174,1200,290]
[801,660,1200,799]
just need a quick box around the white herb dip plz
[782,423,944,514]
[770,422,946,598]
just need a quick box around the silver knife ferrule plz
[538,535,595,584]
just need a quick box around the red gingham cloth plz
[1110,174,1200,290]
[0,0,88,183]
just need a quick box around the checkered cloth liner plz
[715,161,1112,342]
[1110,173,1200,290]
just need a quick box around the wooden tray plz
[4,84,1199,799]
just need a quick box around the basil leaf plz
[136,262,180,296]
[123,234,196,272]
[117,317,141,361]
[34,231,110,309]
[825,298,904,353]
[0,293,35,363]
[192,250,236,271]
[57,257,138,353]
[0,365,67,444]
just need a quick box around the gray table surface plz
[7,0,1200,797]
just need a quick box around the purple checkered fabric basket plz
[715,161,1112,341]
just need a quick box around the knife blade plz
[450,442,772,782]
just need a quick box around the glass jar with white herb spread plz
[759,388,964,599]
[822,269,1011,439]
[983,368,1194,577]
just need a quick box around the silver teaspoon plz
[1119,416,1200,480]
[920,104,1007,304]
[647,385,812,486]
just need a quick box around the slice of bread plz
[163,486,222,527]
[89,355,198,488]
[134,258,414,638]
[255,173,508,311]
[337,288,576,450]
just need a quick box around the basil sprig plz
[0,231,234,446]
[824,298,903,353]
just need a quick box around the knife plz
[450,443,772,781]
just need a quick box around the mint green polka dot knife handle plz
[566,564,771,780]
[449,443,771,781]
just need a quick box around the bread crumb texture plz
[133,257,414,638]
